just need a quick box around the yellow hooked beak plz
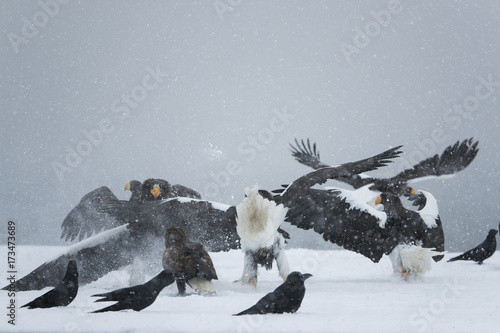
[411,188,417,195]
[151,186,161,200]
[375,195,382,205]
[124,182,130,191]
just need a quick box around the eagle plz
[234,186,290,287]
[162,227,218,295]
[60,178,201,242]
[6,145,401,291]
[141,178,202,201]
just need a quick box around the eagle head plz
[165,227,188,248]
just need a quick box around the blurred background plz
[1,0,499,251]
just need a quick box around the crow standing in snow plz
[91,270,174,313]
[234,271,312,315]
[448,229,498,264]
[21,260,78,309]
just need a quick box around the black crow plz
[163,227,218,295]
[448,229,498,264]
[21,260,78,309]
[91,270,174,313]
[234,271,312,315]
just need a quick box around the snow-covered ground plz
[1,246,499,333]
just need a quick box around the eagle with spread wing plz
[6,145,401,291]
[289,137,479,197]
[276,139,478,277]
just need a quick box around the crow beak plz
[124,182,130,191]
[302,273,312,280]
[151,186,161,200]
[375,196,382,205]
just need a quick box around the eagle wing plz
[284,188,392,262]
[280,145,402,199]
[6,225,135,291]
[289,138,331,170]
[275,146,406,262]
[100,198,240,252]
[60,186,124,242]
[391,138,479,184]
[172,185,202,199]
[189,242,218,280]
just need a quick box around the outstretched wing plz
[5,225,136,291]
[289,138,331,170]
[100,198,240,252]
[288,139,402,190]
[280,145,402,200]
[284,188,392,262]
[172,184,202,199]
[61,186,124,242]
[393,138,479,184]
[275,146,406,262]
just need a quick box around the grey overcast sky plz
[1,1,499,251]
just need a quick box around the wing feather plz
[394,138,479,184]
[100,198,240,252]
[6,225,134,291]
[60,186,123,242]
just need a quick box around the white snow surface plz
[2,246,499,333]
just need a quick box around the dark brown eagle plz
[162,227,218,295]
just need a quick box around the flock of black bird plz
[4,137,499,315]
